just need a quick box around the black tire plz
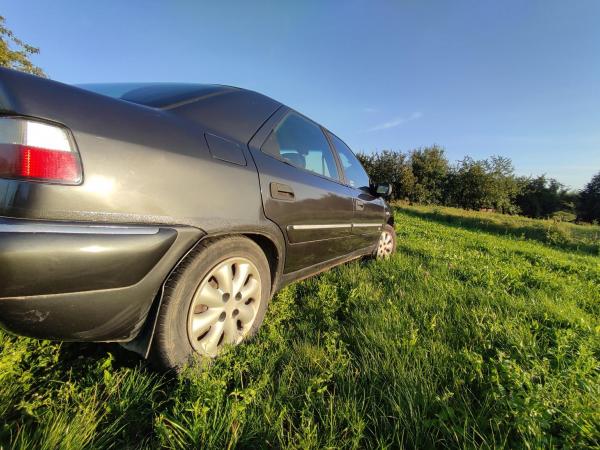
[374,223,397,259]
[150,236,271,370]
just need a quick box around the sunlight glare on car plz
[82,175,116,197]
[80,245,106,253]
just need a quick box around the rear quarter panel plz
[0,69,266,235]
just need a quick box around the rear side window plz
[328,132,370,190]
[77,83,229,108]
[262,113,339,180]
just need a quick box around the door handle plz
[355,199,365,211]
[270,182,295,201]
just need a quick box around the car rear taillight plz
[0,117,82,185]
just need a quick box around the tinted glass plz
[262,113,339,180]
[76,83,229,108]
[328,133,370,190]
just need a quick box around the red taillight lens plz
[0,117,82,185]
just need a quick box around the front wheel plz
[150,236,271,370]
[375,224,397,259]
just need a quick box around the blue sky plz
[4,0,599,189]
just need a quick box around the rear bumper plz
[0,218,203,342]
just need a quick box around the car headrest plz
[282,152,306,169]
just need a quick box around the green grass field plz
[1,205,599,449]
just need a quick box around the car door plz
[326,131,386,248]
[248,110,357,273]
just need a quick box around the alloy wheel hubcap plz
[377,230,394,258]
[187,257,261,357]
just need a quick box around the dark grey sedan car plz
[0,68,396,368]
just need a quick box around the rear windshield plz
[76,83,231,108]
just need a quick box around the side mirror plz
[374,182,392,198]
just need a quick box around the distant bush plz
[551,211,576,222]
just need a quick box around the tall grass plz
[397,202,600,255]
[0,206,598,449]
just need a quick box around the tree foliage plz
[410,146,448,204]
[0,15,45,76]
[445,156,520,213]
[360,147,521,212]
[357,150,415,201]
[515,175,575,219]
[358,147,589,221]
[577,171,600,223]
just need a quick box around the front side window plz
[328,132,370,190]
[262,113,339,180]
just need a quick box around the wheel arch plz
[386,208,395,226]
[122,230,284,359]
[242,232,282,294]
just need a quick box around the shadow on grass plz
[56,341,192,383]
[57,340,149,372]
[398,207,599,256]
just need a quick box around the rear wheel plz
[375,224,397,259]
[150,236,271,370]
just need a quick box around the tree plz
[484,156,521,213]
[0,15,45,76]
[446,156,520,213]
[446,157,492,210]
[515,175,573,218]
[410,146,448,204]
[357,150,415,201]
[358,146,579,220]
[577,171,600,223]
